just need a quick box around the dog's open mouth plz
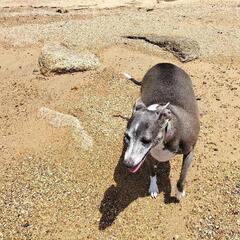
[128,159,145,173]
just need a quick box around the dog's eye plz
[124,134,130,143]
[141,138,151,145]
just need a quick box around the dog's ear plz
[156,103,172,121]
[133,98,146,112]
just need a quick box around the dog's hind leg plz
[176,150,194,201]
[146,157,159,198]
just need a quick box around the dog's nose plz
[123,158,134,168]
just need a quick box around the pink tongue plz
[128,160,145,173]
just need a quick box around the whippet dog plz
[123,63,200,200]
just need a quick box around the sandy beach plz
[0,0,239,239]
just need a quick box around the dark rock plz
[124,34,200,62]
[21,222,30,228]
[56,8,69,14]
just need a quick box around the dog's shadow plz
[99,145,177,230]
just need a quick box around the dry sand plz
[0,0,239,239]
[0,0,199,8]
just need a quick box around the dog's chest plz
[150,143,175,162]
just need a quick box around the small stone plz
[21,222,30,228]
[173,235,180,240]
[56,8,68,13]
[36,76,47,81]
[71,86,79,91]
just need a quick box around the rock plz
[38,107,93,150]
[124,35,200,62]
[38,43,100,75]
[21,222,30,228]
[173,235,180,240]
[71,86,79,91]
[56,8,69,14]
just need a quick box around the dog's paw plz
[176,188,186,201]
[148,176,159,198]
[150,190,158,198]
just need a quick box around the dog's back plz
[141,63,198,116]
[141,63,199,152]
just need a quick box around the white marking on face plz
[124,139,150,166]
[176,187,186,201]
[147,104,159,111]
[149,175,159,198]
[124,139,134,160]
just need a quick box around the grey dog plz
[123,63,200,200]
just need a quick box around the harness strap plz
[164,120,173,143]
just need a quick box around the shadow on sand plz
[99,144,178,230]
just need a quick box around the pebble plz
[21,222,30,228]
[56,8,69,14]
[173,235,180,240]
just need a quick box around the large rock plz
[38,43,100,75]
[125,35,200,62]
[38,107,93,150]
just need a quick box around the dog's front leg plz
[146,157,159,198]
[176,150,194,201]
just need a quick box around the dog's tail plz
[122,72,142,86]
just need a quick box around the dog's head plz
[123,98,172,173]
